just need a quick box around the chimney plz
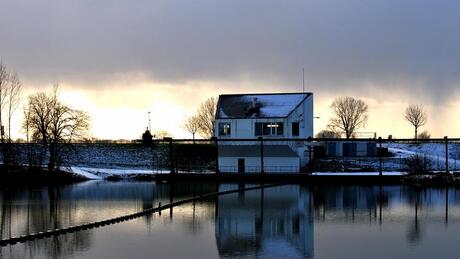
[252,97,258,109]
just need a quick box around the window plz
[292,122,300,136]
[255,122,284,136]
[218,122,231,136]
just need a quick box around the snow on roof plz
[216,93,311,119]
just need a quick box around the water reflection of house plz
[215,185,314,258]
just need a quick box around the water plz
[0,182,459,258]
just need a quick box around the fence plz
[152,137,460,175]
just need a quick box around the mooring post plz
[445,136,449,175]
[212,137,219,174]
[165,137,175,174]
[259,137,264,174]
[378,137,382,176]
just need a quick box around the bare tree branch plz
[183,115,200,141]
[328,96,368,139]
[404,104,427,139]
[195,97,217,138]
[23,85,90,172]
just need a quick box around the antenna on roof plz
[302,68,305,92]
[147,111,151,131]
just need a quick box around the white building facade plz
[215,93,314,173]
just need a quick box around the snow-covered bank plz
[386,142,460,171]
[66,166,171,180]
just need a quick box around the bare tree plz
[196,97,217,138]
[23,86,90,172]
[0,64,9,142]
[183,115,200,141]
[6,72,21,141]
[404,104,427,139]
[328,96,368,139]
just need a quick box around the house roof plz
[218,145,299,158]
[216,92,312,119]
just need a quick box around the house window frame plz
[218,122,231,136]
[255,122,284,136]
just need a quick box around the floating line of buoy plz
[0,183,282,247]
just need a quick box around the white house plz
[215,92,313,173]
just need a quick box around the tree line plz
[318,96,429,139]
[0,62,90,173]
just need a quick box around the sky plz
[1,0,460,139]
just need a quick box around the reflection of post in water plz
[238,183,245,202]
[415,189,419,221]
[170,183,175,220]
[260,184,264,221]
[255,184,265,256]
[215,183,220,221]
[0,192,12,239]
[308,187,313,222]
[379,185,383,225]
[407,188,422,245]
[445,187,449,225]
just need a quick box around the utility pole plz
[148,111,152,131]
[302,68,305,93]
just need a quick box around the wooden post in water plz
[379,137,383,176]
[445,136,449,175]
[259,137,264,174]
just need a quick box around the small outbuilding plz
[324,141,377,157]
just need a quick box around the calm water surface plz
[1,181,460,258]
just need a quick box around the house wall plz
[219,156,300,173]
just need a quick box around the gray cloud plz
[1,0,460,102]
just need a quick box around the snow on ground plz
[386,142,460,171]
[312,172,404,176]
[66,166,170,180]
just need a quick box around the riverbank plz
[0,166,87,186]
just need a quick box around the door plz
[238,158,245,173]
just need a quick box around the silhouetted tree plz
[417,130,430,139]
[404,104,427,139]
[328,96,368,139]
[183,115,200,141]
[196,97,217,138]
[315,129,341,139]
[0,63,22,166]
[23,85,90,172]
[0,64,9,142]
[6,72,21,140]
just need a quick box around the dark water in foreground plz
[0,182,459,259]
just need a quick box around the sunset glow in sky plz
[2,0,460,139]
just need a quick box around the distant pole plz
[445,136,449,175]
[302,68,305,92]
[259,137,264,174]
[148,111,152,131]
